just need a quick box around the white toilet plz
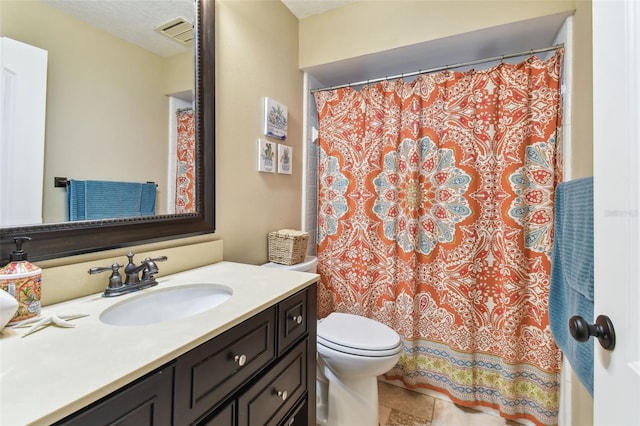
[262,256,402,426]
[316,312,401,426]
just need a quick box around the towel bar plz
[54,177,157,188]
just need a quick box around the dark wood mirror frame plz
[0,0,215,264]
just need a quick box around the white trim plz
[551,15,581,426]
[627,0,640,382]
[559,16,573,182]
[301,72,310,231]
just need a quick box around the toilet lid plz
[317,312,401,354]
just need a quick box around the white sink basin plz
[100,284,233,326]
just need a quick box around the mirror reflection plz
[0,0,195,228]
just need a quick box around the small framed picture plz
[278,144,292,175]
[264,97,288,140]
[257,139,276,173]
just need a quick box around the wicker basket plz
[268,229,309,265]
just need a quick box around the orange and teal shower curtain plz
[314,50,563,425]
[176,108,196,214]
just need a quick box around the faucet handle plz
[139,256,168,282]
[89,263,124,289]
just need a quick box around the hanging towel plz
[67,180,157,221]
[549,177,594,395]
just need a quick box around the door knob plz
[569,314,616,350]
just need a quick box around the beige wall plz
[1,1,193,222]
[300,0,576,69]
[571,0,593,178]
[163,51,194,96]
[213,0,303,264]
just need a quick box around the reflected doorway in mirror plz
[0,37,47,227]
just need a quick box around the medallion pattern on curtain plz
[176,109,196,214]
[314,50,563,426]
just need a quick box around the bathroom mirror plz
[0,0,215,262]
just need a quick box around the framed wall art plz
[257,139,276,173]
[278,144,292,175]
[264,97,288,140]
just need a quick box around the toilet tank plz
[261,256,317,273]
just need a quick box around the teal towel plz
[549,177,594,395]
[68,180,157,221]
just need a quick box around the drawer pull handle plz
[277,390,288,401]
[234,354,247,366]
[290,315,303,325]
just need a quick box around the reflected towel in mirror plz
[67,180,156,221]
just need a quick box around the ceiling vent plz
[154,17,194,46]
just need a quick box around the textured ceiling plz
[41,0,351,57]
[42,0,194,57]
[281,0,356,18]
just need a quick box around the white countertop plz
[0,261,318,426]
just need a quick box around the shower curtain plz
[176,108,196,214]
[314,50,563,425]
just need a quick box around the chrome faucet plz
[89,251,168,297]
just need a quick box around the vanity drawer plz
[237,338,308,426]
[278,289,308,355]
[174,306,276,425]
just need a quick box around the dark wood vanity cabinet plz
[56,284,317,426]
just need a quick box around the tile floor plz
[377,381,521,426]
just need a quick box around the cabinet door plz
[174,306,276,424]
[278,289,308,355]
[237,338,308,426]
[279,398,307,426]
[55,364,174,426]
[200,401,235,426]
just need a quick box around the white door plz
[0,37,47,226]
[593,1,640,424]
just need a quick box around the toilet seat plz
[318,312,402,357]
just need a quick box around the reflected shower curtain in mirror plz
[314,50,563,426]
[176,108,195,213]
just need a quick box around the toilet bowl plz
[316,312,402,426]
[261,257,402,426]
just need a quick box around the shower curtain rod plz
[310,43,564,93]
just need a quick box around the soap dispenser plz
[0,236,42,324]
